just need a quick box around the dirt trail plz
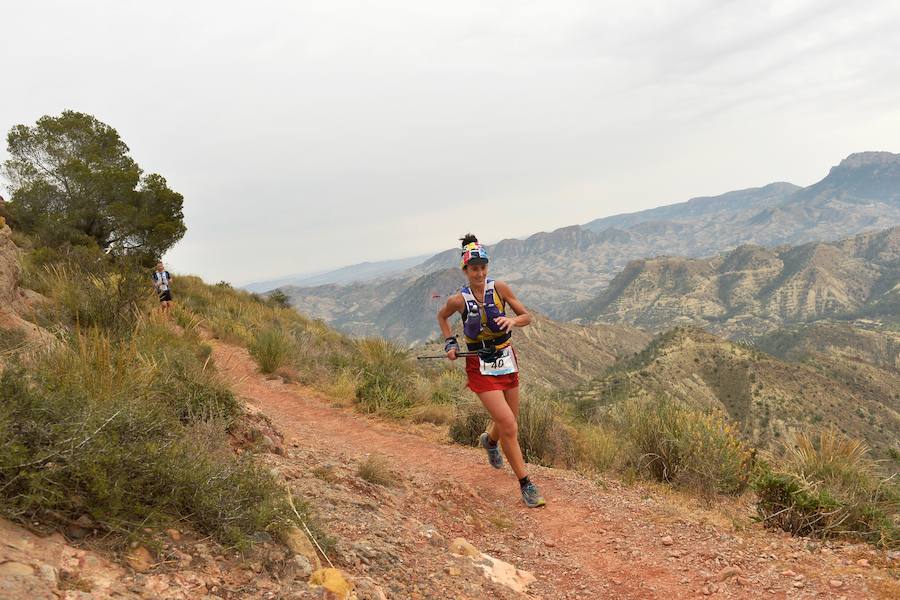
[211,339,898,599]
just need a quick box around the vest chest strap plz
[465,332,511,351]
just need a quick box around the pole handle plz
[415,351,480,360]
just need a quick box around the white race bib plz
[479,347,518,376]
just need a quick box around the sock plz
[518,476,531,489]
[486,434,498,447]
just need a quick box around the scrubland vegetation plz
[0,253,307,550]
[2,243,896,551]
[755,429,898,547]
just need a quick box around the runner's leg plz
[487,386,520,441]
[478,390,526,479]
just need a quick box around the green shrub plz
[517,394,576,468]
[448,401,491,446]
[353,339,416,417]
[575,424,623,473]
[0,326,288,549]
[609,397,752,495]
[248,327,296,374]
[31,256,151,335]
[267,289,291,309]
[446,391,575,468]
[754,429,899,548]
[427,368,468,405]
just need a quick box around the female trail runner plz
[437,234,546,508]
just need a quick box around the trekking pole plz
[416,351,481,360]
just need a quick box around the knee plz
[495,417,517,438]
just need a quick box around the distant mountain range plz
[568,226,899,337]
[243,254,432,292]
[278,151,900,343]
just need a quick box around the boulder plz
[308,568,353,599]
[278,526,322,571]
[475,554,536,594]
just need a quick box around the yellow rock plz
[278,526,323,570]
[309,568,353,599]
[449,537,480,557]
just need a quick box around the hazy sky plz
[2,1,899,284]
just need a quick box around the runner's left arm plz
[494,281,532,332]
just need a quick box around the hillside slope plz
[571,327,900,460]
[571,226,899,337]
[5,334,897,598]
[417,313,652,390]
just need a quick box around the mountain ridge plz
[280,151,900,337]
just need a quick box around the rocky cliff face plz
[797,151,900,205]
[0,220,54,350]
[0,220,25,312]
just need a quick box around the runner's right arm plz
[437,294,464,360]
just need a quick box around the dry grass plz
[248,327,296,373]
[410,403,454,425]
[575,424,622,474]
[357,454,399,487]
[755,428,899,548]
[603,397,753,496]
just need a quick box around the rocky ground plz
[1,337,898,599]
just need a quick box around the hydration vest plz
[153,270,171,292]
[460,279,507,343]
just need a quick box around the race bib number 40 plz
[479,347,518,376]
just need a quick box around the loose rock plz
[716,566,743,582]
[449,538,480,558]
[475,554,536,594]
[309,568,353,600]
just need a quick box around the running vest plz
[460,279,509,347]
[153,271,170,292]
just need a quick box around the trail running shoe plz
[479,432,503,469]
[521,481,546,508]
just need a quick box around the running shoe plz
[479,432,503,469]
[521,481,546,508]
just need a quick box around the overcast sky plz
[2,1,899,284]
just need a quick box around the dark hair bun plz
[459,233,478,248]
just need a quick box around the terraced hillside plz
[755,321,900,371]
[571,226,899,338]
